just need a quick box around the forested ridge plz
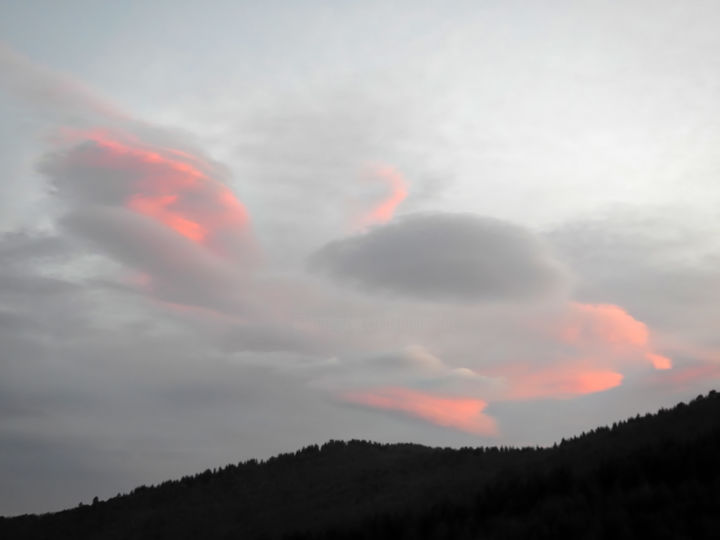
[2,391,719,539]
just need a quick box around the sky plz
[2,0,720,516]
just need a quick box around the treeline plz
[1,391,719,539]
[289,413,720,538]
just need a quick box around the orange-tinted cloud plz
[559,302,672,370]
[59,128,252,257]
[358,165,408,228]
[501,367,624,400]
[560,303,648,348]
[645,352,672,370]
[342,386,498,435]
[470,302,671,403]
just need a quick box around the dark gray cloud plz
[310,212,567,302]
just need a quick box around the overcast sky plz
[2,0,720,516]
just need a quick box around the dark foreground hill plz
[2,391,720,539]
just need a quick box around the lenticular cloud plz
[46,128,254,260]
[39,126,258,314]
[311,212,567,302]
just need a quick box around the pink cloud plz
[472,302,673,403]
[59,128,253,257]
[500,366,624,400]
[559,302,672,370]
[342,386,498,436]
[45,127,261,317]
[645,352,672,370]
[559,302,648,348]
[357,165,408,228]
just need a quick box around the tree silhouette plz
[1,391,719,539]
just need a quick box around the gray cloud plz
[60,207,250,314]
[308,345,499,393]
[0,231,88,340]
[310,212,568,302]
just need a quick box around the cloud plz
[645,353,672,370]
[546,207,720,342]
[37,127,258,315]
[0,42,125,123]
[502,368,624,400]
[303,298,673,421]
[60,207,246,313]
[0,231,72,262]
[310,344,500,394]
[651,362,720,388]
[559,302,672,370]
[1,43,258,318]
[342,387,498,436]
[0,231,86,342]
[310,212,567,302]
[559,303,648,347]
[546,207,720,380]
[355,165,408,229]
[219,83,445,268]
[45,128,254,258]
[478,301,674,401]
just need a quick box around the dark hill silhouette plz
[2,391,719,539]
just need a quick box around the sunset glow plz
[358,166,408,228]
[343,387,498,435]
[561,303,648,348]
[502,367,624,400]
[61,128,251,251]
[646,352,672,370]
[561,302,672,370]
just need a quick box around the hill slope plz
[2,391,719,539]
